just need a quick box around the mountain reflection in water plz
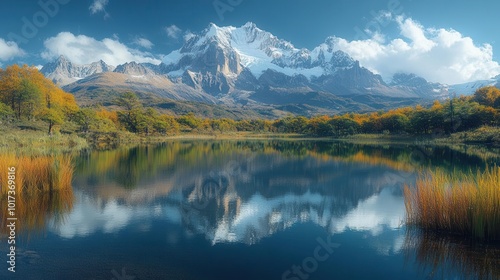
[3,140,498,280]
[61,141,419,245]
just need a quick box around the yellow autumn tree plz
[472,86,500,108]
[0,64,79,134]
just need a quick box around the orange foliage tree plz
[472,86,500,108]
[0,64,79,134]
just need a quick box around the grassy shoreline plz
[0,128,88,155]
[341,127,500,147]
[1,121,499,154]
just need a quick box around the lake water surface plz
[1,140,499,280]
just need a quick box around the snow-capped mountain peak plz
[309,37,356,70]
[162,22,366,80]
[446,76,500,95]
[162,22,326,79]
[40,55,115,86]
[197,22,234,48]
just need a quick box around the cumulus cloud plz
[133,37,154,49]
[89,0,109,18]
[333,16,500,84]
[41,32,161,66]
[183,31,196,42]
[164,25,182,40]
[0,38,24,61]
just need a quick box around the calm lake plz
[1,140,500,280]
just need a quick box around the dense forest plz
[1,64,499,138]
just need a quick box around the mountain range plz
[40,22,500,117]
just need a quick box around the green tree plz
[117,109,145,133]
[40,107,64,135]
[0,101,14,121]
[15,79,42,119]
[177,112,202,130]
[160,115,180,135]
[74,108,98,133]
[306,116,332,136]
[142,108,161,135]
[462,102,496,129]
[379,113,409,134]
[409,108,431,134]
[116,92,145,133]
[360,113,383,134]
[236,120,254,131]
[330,117,360,136]
[289,116,309,134]
[429,101,445,134]
[251,119,272,132]
[494,97,500,109]
[116,92,141,112]
[211,118,236,132]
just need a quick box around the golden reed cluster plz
[0,154,73,195]
[404,166,500,241]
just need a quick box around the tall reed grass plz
[0,154,74,195]
[0,154,75,235]
[404,166,500,241]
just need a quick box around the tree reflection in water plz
[0,189,74,237]
[404,230,500,280]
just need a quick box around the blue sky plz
[1,0,500,84]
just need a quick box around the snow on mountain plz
[390,73,448,99]
[161,22,352,79]
[40,22,498,116]
[41,55,115,86]
[446,76,500,96]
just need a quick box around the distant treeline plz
[1,64,499,137]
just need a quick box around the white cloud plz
[49,191,151,238]
[333,16,500,84]
[164,25,182,40]
[133,37,154,49]
[183,31,196,42]
[41,32,161,66]
[330,187,405,236]
[396,16,435,52]
[0,38,24,61]
[89,0,109,18]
